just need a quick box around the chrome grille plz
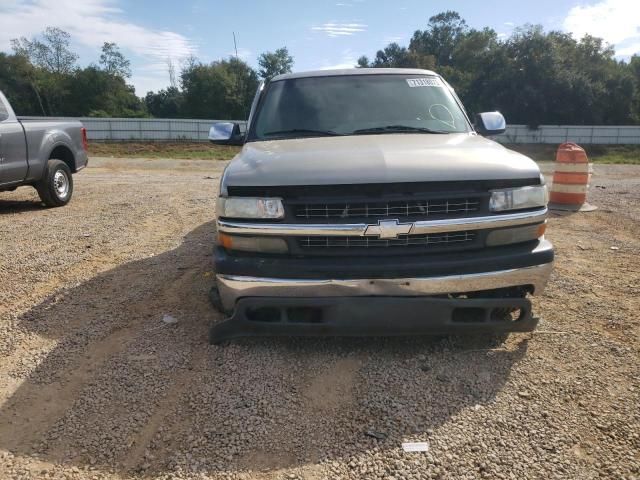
[294,198,481,219]
[299,231,476,249]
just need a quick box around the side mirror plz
[209,122,245,146]
[475,112,506,136]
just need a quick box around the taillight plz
[81,127,88,151]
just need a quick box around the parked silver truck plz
[0,91,88,206]
[208,68,553,343]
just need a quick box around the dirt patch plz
[0,158,638,479]
[304,357,362,411]
[88,141,240,161]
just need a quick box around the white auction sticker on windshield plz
[406,77,442,88]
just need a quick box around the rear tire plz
[36,159,73,207]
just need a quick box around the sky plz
[0,0,639,96]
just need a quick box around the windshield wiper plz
[353,125,449,135]
[263,128,345,138]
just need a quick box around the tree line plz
[144,47,292,120]
[0,26,292,119]
[357,11,640,126]
[1,27,144,117]
[1,13,639,126]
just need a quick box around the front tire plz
[37,159,73,207]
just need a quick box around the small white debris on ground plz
[162,314,179,325]
[402,442,430,452]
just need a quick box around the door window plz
[0,101,8,122]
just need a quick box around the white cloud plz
[383,35,405,44]
[0,0,197,94]
[317,48,358,70]
[563,0,640,57]
[312,22,367,37]
[504,21,515,27]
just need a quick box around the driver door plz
[0,102,28,186]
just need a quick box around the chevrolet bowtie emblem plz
[364,219,413,239]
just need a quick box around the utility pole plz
[233,32,239,59]
[231,32,248,120]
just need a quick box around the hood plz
[222,133,540,189]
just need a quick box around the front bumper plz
[210,295,539,343]
[214,239,554,311]
[211,214,555,342]
[216,262,553,313]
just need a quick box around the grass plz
[88,142,240,161]
[88,141,640,165]
[504,144,640,164]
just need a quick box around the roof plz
[271,68,438,82]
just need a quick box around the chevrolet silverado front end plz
[207,68,553,343]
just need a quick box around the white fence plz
[19,117,640,144]
[498,125,640,145]
[20,116,237,142]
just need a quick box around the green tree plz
[358,11,639,126]
[61,66,145,117]
[257,47,294,80]
[10,27,79,115]
[0,52,46,115]
[630,55,640,122]
[145,86,183,118]
[370,43,411,67]
[410,11,468,67]
[367,43,435,69]
[99,42,131,78]
[181,57,259,119]
[11,27,78,74]
[356,55,370,68]
[7,27,144,117]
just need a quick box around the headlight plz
[217,197,284,219]
[489,185,548,212]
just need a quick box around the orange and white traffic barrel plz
[548,143,596,212]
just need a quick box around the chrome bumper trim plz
[217,208,548,237]
[216,263,553,312]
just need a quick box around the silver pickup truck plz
[208,68,553,343]
[0,91,88,206]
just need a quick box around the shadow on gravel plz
[0,219,528,478]
[0,198,44,213]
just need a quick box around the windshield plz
[249,74,470,141]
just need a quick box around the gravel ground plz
[0,158,638,480]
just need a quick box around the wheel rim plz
[53,170,69,198]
